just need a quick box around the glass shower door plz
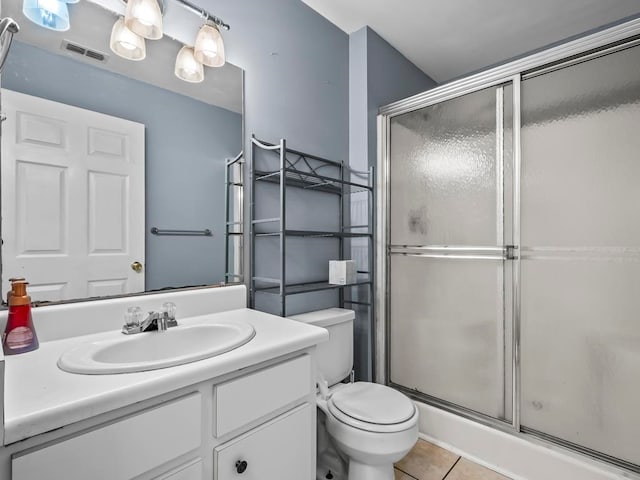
[520,44,640,466]
[388,83,515,422]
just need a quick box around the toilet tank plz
[289,308,354,386]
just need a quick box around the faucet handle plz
[162,302,178,327]
[161,302,176,319]
[122,306,143,334]
[125,306,143,327]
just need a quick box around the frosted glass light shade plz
[175,46,204,83]
[110,18,146,61]
[194,24,225,67]
[22,0,70,31]
[125,0,163,40]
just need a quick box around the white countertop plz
[3,308,328,445]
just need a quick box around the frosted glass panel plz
[521,259,640,464]
[389,87,498,246]
[522,46,640,247]
[521,44,640,466]
[389,255,511,421]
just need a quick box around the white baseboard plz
[416,402,639,480]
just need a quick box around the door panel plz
[16,110,67,148]
[88,171,128,253]
[388,83,514,422]
[87,278,129,297]
[88,127,130,160]
[1,89,145,301]
[522,47,640,248]
[389,255,511,420]
[15,160,67,254]
[520,44,640,465]
[520,258,640,464]
[389,86,501,247]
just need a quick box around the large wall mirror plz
[0,0,244,304]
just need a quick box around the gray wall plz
[207,0,351,317]
[3,41,242,291]
[350,26,437,171]
[210,0,349,161]
[349,26,437,380]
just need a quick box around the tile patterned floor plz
[394,439,511,480]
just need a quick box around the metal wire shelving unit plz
[224,151,244,283]
[250,135,373,317]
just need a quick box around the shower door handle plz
[389,245,519,260]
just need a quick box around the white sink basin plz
[58,322,256,374]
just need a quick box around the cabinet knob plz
[235,460,248,474]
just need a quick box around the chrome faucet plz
[141,311,165,332]
[122,302,178,334]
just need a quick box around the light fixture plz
[106,0,231,84]
[175,46,203,83]
[110,17,146,61]
[194,24,225,67]
[125,0,163,40]
[22,0,70,31]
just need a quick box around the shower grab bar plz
[0,18,19,74]
[151,227,212,236]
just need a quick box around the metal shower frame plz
[376,17,640,474]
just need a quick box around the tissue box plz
[329,260,357,285]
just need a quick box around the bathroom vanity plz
[0,285,327,479]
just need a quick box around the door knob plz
[131,261,143,273]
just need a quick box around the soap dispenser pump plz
[3,279,39,355]
[6,277,25,304]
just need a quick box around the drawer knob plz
[236,460,248,474]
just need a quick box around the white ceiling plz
[300,0,640,83]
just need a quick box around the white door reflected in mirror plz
[1,89,145,302]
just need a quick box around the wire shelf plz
[254,278,372,296]
[254,169,372,195]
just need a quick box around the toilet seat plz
[327,382,417,433]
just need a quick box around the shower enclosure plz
[377,21,640,473]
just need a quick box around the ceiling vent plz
[61,40,108,63]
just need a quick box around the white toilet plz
[289,308,418,480]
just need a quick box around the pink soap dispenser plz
[3,279,39,355]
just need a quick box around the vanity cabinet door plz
[214,403,313,480]
[12,394,202,480]
[154,459,203,480]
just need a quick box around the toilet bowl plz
[320,382,419,480]
[289,309,419,480]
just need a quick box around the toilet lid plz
[328,382,415,425]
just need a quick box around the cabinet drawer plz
[13,393,202,480]
[214,403,313,480]
[214,355,311,437]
